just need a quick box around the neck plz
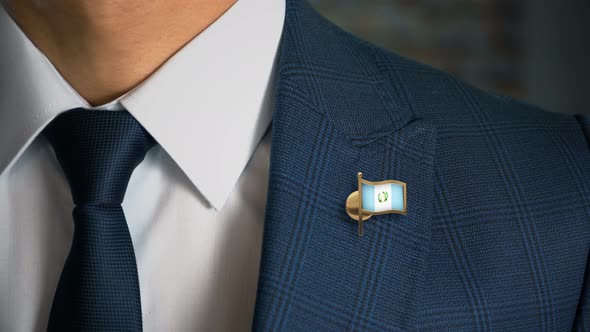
[4,0,237,106]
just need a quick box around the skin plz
[3,0,237,105]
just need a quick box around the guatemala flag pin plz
[345,172,407,236]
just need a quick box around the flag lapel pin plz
[345,172,407,236]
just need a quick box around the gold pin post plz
[358,172,364,236]
[345,172,372,236]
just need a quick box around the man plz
[0,0,588,331]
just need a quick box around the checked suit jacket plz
[252,0,590,330]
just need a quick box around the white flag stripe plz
[373,183,392,212]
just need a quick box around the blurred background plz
[309,0,590,115]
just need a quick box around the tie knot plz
[45,108,156,205]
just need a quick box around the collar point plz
[206,192,231,212]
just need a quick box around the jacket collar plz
[253,0,435,329]
[0,0,284,210]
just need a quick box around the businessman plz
[0,0,588,331]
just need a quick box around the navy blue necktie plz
[44,108,155,331]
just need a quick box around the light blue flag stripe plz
[389,183,404,211]
[361,183,374,212]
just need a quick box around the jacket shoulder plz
[286,1,580,138]
[342,29,572,126]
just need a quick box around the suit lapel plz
[253,1,437,330]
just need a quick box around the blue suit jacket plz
[252,1,590,330]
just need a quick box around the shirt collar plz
[0,0,285,211]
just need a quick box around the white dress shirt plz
[0,0,285,330]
